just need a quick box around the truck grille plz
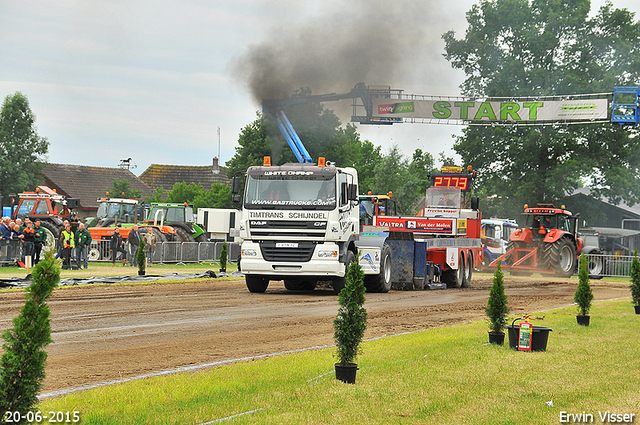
[260,241,315,262]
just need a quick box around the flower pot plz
[505,325,552,351]
[635,305,640,315]
[488,332,505,345]
[335,363,358,384]
[576,315,590,326]
[138,270,145,276]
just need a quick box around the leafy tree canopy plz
[443,0,640,219]
[0,92,49,201]
[108,180,142,200]
[146,182,231,210]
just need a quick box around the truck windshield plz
[244,173,337,210]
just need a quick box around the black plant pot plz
[138,270,145,276]
[634,305,640,315]
[488,332,505,345]
[335,363,358,384]
[576,315,590,326]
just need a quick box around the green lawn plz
[38,299,640,425]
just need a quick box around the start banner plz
[372,98,608,122]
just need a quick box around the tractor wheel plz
[246,275,269,293]
[284,279,317,291]
[332,250,356,294]
[543,237,577,278]
[88,247,102,261]
[482,251,492,267]
[462,252,473,288]
[586,251,605,279]
[364,244,392,293]
[174,227,196,243]
[442,252,464,288]
[40,221,61,254]
[195,233,208,243]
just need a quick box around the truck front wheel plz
[364,244,392,293]
[246,275,269,293]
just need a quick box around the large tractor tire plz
[364,244,392,293]
[40,221,61,254]
[462,252,473,288]
[543,237,577,277]
[332,250,356,294]
[442,251,465,288]
[246,275,269,293]
[173,226,196,243]
[284,279,317,291]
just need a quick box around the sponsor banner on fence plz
[373,98,608,122]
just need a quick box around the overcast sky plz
[1,0,638,176]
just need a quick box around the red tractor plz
[492,203,582,277]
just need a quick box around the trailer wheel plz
[332,250,356,294]
[462,252,473,288]
[364,244,392,293]
[543,237,577,278]
[442,252,464,288]
[39,221,61,254]
[88,247,101,261]
[246,275,269,293]
[284,279,317,291]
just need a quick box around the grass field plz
[36,299,640,425]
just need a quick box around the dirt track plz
[0,274,631,394]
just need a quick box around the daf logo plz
[313,222,324,227]
[251,221,267,226]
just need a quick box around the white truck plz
[233,160,371,294]
[480,218,519,266]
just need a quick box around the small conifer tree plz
[0,249,60,415]
[220,241,228,272]
[486,263,509,334]
[574,253,594,316]
[630,250,640,306]
[334,261,368,365]
[137,237,146,274]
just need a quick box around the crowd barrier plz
[1,240,240,266]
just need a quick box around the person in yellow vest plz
[59,223,75,269]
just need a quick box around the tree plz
[108,179,142,200]
[0,250,59,415]
[146,182,232,210]
[575,253,594,317]
[486,263,509,335]
[443,1,640,218]
[0,92,49,202]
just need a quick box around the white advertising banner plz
[372,98,608,122]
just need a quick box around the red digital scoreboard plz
[431,174,472,192]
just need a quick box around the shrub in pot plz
[333,260,367,384]
[630,250,640,314]
[137,238,146,276]
[220,241,228,273]
[574,253,593,326]
[485,263,509,344]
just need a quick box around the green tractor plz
[145,203,207,242]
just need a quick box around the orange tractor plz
[491,203,581,277]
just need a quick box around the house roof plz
[139,161,230,192]
[41,163,153,210]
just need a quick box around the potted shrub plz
[574,253,593,326]
[486,263,509,345]
[137,238,146,276]
[630,250,640,314]
[333,260,367,384]
[220,241,228,273]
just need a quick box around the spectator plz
[59,223,75,269]
[143,227,157,265]
[126,224,141,267]
[110,227,127,266]
[33,219,47,265]
[1,217,13,267]
[55,219,70,259]
[21,220,36,266]
[75,222,92,269]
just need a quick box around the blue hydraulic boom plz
[273,110,313,163]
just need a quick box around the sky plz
[1,0,638,176]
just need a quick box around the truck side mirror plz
[471,196,480,211]
[232,194,242,204]
[231,176,241,195]
[348,184,358,201]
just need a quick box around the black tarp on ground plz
[0,271,244,289]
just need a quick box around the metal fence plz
[88,241,241,265]
[585,253,636,278]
